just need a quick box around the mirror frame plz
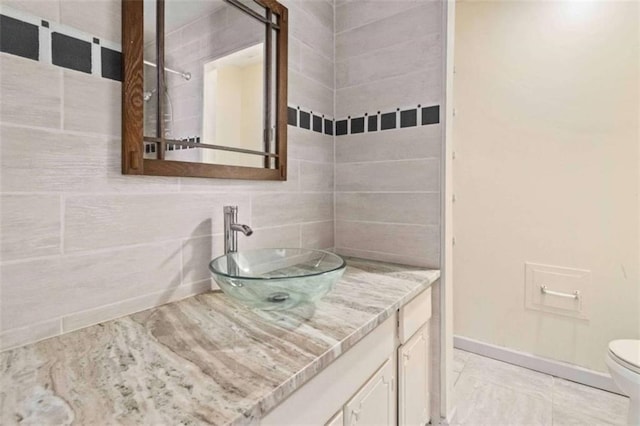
[121,0,288,180]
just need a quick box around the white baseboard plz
[454,335,623,395]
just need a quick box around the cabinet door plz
[398,324,430,426]
[344,356,395,426]
[326,409,344,426]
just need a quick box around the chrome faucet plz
[224,206,253,254]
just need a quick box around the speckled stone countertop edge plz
[0,260,440,426]
[246,270,440,424]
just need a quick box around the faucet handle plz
[224,205,238,214]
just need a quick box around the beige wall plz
[212,62,264,168]
[0,0,335,351]
[453,0,640,372]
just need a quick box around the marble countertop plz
[1,258,440,425]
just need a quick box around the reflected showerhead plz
[143,89,156,102]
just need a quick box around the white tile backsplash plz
[63,193,252,252]
[336,125,442,163]
[336,34,441,90]
[301,221,334,250]
[289,69,335,115]
[0,195,61,261]
[336,68,442,117]
[334,0,444,268]
[0,0,446,349]
[0,125,179,193]
[59,0,122,44]
[335,221,440,267]
[288,126,334,163]
[0,53,62,128]
[336,2,441,60]
[0,319,61,352]
[335,0,424,34]
[63,69,121,136]
[336,192,440,225]
[252,192,334,228]
[1,242,183,330]
[336,159,440,192]
[300,161,334,192]
[0,0,338,349]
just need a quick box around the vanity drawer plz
[399,288,432,344]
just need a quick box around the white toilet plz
[606,339,640,425]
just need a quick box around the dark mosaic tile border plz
[0,9,122,82]
[2,9,441,136]
[144,136,202,154]
[288,106,335,136]
[288,104,440,136]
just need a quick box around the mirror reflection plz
[142,0,279,169]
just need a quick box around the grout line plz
[335,246,434,264]
[59,193,65,255]
[336,219,439,228]
[336,157,440,166]
[59,66,64,130]
[333,33,441,66]
[333,0,337,252]
[333,2,426,36]
[290,64,335,93]
[551,375,555,425]
[0,236,212,266]
[0,190,333,196]
[335,190,440,194]
[248,193,253,228]
[336,68,438,95]
[289,34,334,67]
[0,120,118,140]
[336,63,441,92]
[178,237,184,285]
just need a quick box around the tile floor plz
[451,349,630,425]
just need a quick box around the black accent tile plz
[324,118,333,135]
[313,114,322,133]
[400,109,417,128]
[41,20,49,28]
[299,111,310,129]
[287,107,297,126]
[0,15,39,61]
[101,47,122,81]
[336,120,348,136]
[52,32,91,74]
[350,117,364,134]
[368,115,378,132]
[93,37,100,44]
[380,112,396,130]
[422,105,440,125]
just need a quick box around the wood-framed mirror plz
[122,0,288,180]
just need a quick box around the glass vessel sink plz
[209,248,346,310]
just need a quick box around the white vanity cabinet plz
[326,410,344,426]
[261,285,435,426]
[398,287,432,426]
[398,325,430,426]
[344,357,396,426]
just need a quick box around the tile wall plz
[334,0,444,267]
[0,0,444,350]
[0,0,335,350]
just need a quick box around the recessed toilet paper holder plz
[540,285,580,300]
